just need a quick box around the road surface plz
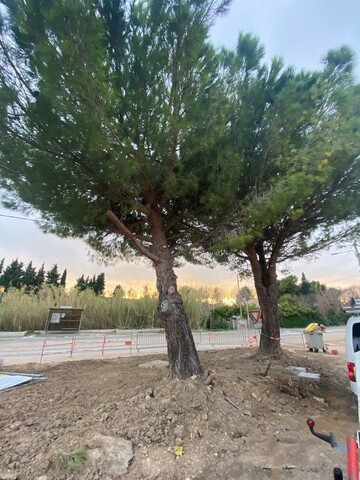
[0,326,346,366]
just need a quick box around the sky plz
[1,0,360,293]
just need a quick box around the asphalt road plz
[0,326,346,366]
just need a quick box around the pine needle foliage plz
[0,0,231,261]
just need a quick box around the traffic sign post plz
[248,310,261,325]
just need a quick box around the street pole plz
[245,298,249,328]
[354,241,360,269]
[236,274,242,319]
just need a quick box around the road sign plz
[248,310,261,323]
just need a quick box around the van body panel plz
[345,315,360,395]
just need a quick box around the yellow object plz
[174,446,184,457]
[304,323,326,333]
[304,323,319,333]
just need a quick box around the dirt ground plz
[0,347,357,480]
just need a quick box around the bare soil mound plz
[0,348,356,480]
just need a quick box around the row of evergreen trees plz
[278,273,327,297]
[0,258,105,295]
[75,274,105,296]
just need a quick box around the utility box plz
[45,307,84,333]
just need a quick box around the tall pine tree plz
[93,273,105,295]
[0,259,24,290]
[0,258,4,275]
[212,35,360,354]
[46,264,60,287]
[35,264,45,291]
[75,275,87,292]
[60,268,67,287]
[23,261,37,291]
[0,0,232,377]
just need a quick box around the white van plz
[345,315,360,394]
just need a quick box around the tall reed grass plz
[0,285,211,331]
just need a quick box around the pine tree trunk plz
[246,247,281,355]
[106,209,202,379]
[155,250,202,378]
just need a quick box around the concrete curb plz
[0,331,28,338]
[32,329,117,336]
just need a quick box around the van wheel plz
[323,348,326,353]
[309,348,313,352]
[314,348,319,353]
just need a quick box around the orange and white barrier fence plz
[17,329,261,364]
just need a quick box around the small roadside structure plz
[45,306,84,334]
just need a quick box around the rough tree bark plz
[155,249,203,378]
[150,208,202,379]
[246,245,281,356]
[107,209,202,379]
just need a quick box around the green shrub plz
[324,307,348,326]
[278,292,328,328]
[280,308,323,328]
[213,304,240,319]
[207,315,231,330]
[278,294,301,317]
[54,446,87,472]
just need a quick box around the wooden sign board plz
[45,307,84,333]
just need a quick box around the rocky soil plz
[0,347,357,480]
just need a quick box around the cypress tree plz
[46,264,60,287]
[60,268,67,287]
[23,261,37,291]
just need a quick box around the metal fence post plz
[70,336,76,357]
[101,335,107,356]
[40,339,47,363]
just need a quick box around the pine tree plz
[75,275,87,292]
[35,264,45,291]
[278,276,300,296]
[0,259,24,290]
[93,273,105,295]
[86,276,92,291]
[23,261,37,291]
[300,274,312,296]
[46,264,60,287]
[60,269,67,287]
[212,35,360,354]
[0,0,232,377]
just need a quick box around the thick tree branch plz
[233,251,250,261]
[269,217,293,267]
[106,210,160,263]
[0,38,36,99]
